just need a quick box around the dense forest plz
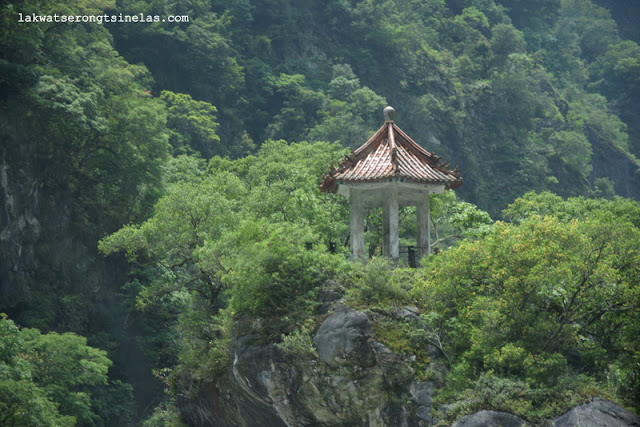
[1,0,640,425]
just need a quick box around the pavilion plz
[320,106,462,261]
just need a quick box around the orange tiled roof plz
[320,122,462,192]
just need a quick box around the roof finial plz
[383,106,395,123]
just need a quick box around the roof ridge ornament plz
[383,106,395,123]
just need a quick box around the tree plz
[0,314,118,426]
[100,140,349,306]
[99,172,244,313]
[0,380,74,427]
[414,193,640,420]
[161,91,221,158]
[22,329,112,425]
[308,65,387,148]
[558,0,619,62]
[429,191,493,250]
[590,40,640,155]
[265,74,326,142]
[99,141,349,383]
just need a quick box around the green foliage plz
[175,306,232,382]
[99,171,245,316]
[438,372,597,424]
[21,328,112,425]
[591,41,640,99]
[5,0,640,422]
[100,140,349,316]
[0,314,125,426]
[503,191,640,226]
[559,0,619,62]
[266,74,326,141]
[90,380,136,427]
[276,321,318,358]
[240,140,351,250]
[422,215,639,359]
[415,193,640,420]
[220,220,347,316]
[430,191,493,250]
[100,140,350,387]
[161,90,222,157]
[1,10,171,422]
[308,65,387,148]
[347,258,413,308]
[588,39,640,154]
[548,130,593,173]
[4,11,173,228]
[490,24,526,62]
[142,401,186,427]
[619,361,640,413]
[593,177,616,199]
[162,154,208,185]
[0,379,74,427]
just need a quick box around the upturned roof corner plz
[320,108,462,193]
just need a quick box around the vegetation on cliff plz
[2,0,640,424]
[100,141,640,423]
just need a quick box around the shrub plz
[347,258,413,308]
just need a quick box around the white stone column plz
[417,192,430,259]
[350,190,365,259]
[383,185,399,260]
[383,201,390,257]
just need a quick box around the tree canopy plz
[2,0,640,423]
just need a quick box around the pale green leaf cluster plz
[0,315,113,426]
[412,193,640,420]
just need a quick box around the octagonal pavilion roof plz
[320,110,462,193]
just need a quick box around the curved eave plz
[320,174,463,194]
[319,121,462,193]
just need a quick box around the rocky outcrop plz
[179,303,640,427]
[0,112,126,326]
[313,304,374,368]
[589,124,640,200]
[179,303,440,426]
[451,410,527,427]
[551,398,640,427]
[449,402,640,427]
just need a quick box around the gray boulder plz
[451,410,527,427]
[551,398,640,427]
[313,304,374,368]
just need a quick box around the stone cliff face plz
[179,301,441,426]
[0,111,124,331]
[451,399,640,427]
[177,300,640,426]
[589,125,640,200]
